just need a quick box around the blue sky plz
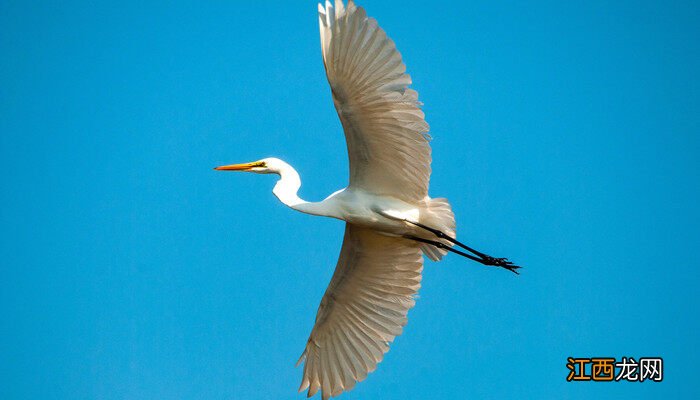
[1,0,699,398]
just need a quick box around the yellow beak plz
[214,161,263,171]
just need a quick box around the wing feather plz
[320,0,432,202]
[297,224,423,399]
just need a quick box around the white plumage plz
[215,1,518,398]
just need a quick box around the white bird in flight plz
[215,1,520,398]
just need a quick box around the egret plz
[215,1,520,398]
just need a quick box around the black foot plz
[481,256,522,275]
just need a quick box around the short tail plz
[419,198,456,261]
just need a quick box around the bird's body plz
[215,1,518,398]
[264,158,419,232]
[256,157,455,258]
[271,159,417,233]
[308,187,421,235]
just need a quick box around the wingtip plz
[298,378,310,393]
[295,351,306,367]
[307,383,320,398]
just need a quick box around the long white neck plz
[271,161,332,217]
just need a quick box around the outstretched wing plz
[319,0,432,203]
[297,224,423,399]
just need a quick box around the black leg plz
[373,210,521,273]
[405,235,486,264]
[404,220,489,258]
[404,235,521,274]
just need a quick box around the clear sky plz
[1,1,699,398]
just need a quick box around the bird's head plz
[214,157,286,175]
